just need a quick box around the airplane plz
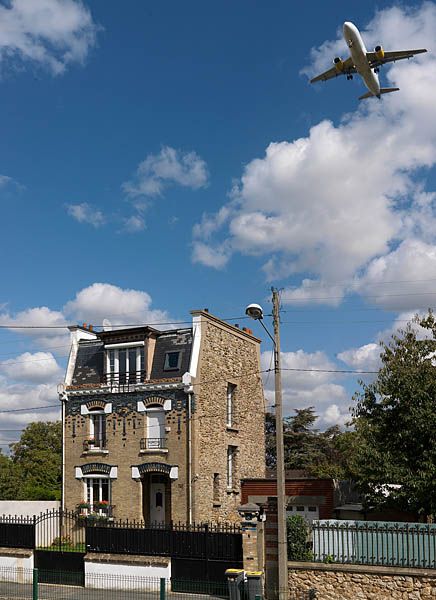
[310,21,427,100]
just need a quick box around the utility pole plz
[245,289,287,600]
[272,288,287,600]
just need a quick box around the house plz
[241,471,335,523]
[60,309,266,524]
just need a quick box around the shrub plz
[286,514,313,561]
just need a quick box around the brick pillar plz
[238,502,264,572]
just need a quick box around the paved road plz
[0,581,226,600]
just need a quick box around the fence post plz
[160,578,166,600]
[32,568,38,600]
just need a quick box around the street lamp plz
[246,289,287,600]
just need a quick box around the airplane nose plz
[343,21,354,35]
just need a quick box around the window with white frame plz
[146,406,166,449]
[226,383,236,427]
[88,409,106,449]
[85,476,110,512]
[106,345,145,383]
[227,446,237,489]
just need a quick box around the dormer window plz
[106,342,145,384]
[163,351,182,371]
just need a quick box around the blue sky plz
[1,0,436,445]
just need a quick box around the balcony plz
[104,370,147,393]
[140,438,168,453]
[77,502,115,521]
[83,437,108,453]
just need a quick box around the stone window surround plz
[75,465,118,479]
[131,463,178,481]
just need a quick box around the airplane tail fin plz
[358,87,400,100]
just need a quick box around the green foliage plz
[352,310,436,520]
[265,408,356,479]
[286,514,313,561]
[0,421,61,501]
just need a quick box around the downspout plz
[58,387,67,512]
[187,391,193,525]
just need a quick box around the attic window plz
[164,351,181,371]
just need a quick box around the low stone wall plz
[85,553,171,588]
[0,548,33,574]
[288,561,436,599]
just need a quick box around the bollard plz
[160,577,166,600]
[32,568,38,600]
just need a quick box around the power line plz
[0,314,252,330]
[0,404,59,414]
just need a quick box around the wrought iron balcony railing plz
[78,503,115,519]
[83,437,108,452]
[140,437,167,451]
[103,370,147,392]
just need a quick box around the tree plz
[352,311,436,520]
[9,421,61,500]
[265,408,354,479]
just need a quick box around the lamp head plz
[245,303,263,320]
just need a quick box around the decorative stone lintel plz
[85,553,170,567]
[287,561,436,578]
[0,548,33,558]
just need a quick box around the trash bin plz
[245,571,263,600]
[225,568,245,600]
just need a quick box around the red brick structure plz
[241,472,335,597]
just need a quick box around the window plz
[146,406,166,449]
[226,383,236,427]
[164,351,181,371]
[227,446,237,489]
[88,409,106,449]
[85,477,110,512]
[213,473,220,503]
[106,346,145,383]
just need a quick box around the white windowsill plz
[84,449,109,455]
[139,448,169,455]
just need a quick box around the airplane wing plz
[367,48,427,68]
[310,57,356,83]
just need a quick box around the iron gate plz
[34,509,85,585]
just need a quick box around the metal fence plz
[0,567,232,600]
[311,520,436,568]
[86,519,242,559]
[0,514,35,549]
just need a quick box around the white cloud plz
[338,343,381,372]
[192,3,436,314]
[64,282,171,328]
[261,349,350,427]
[0,352,62,384]
[66,203,106,227]
[0,306,69,350]
[354,239,436,310]
[122,215,145,233]
[0,175,12,187]
[0,380,60,432]
[123,146,209,198]
[0,0,99,75]
[191,241,231,269]
[321,404,349,428]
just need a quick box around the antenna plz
[102,319,113,332]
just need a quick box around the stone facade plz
[288,562,436,599]
[62,311,265,524]
[191,313,266,523]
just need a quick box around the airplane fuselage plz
[343,21,380,97]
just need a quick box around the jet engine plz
[375,45,385,59]
[333,57,344,71]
